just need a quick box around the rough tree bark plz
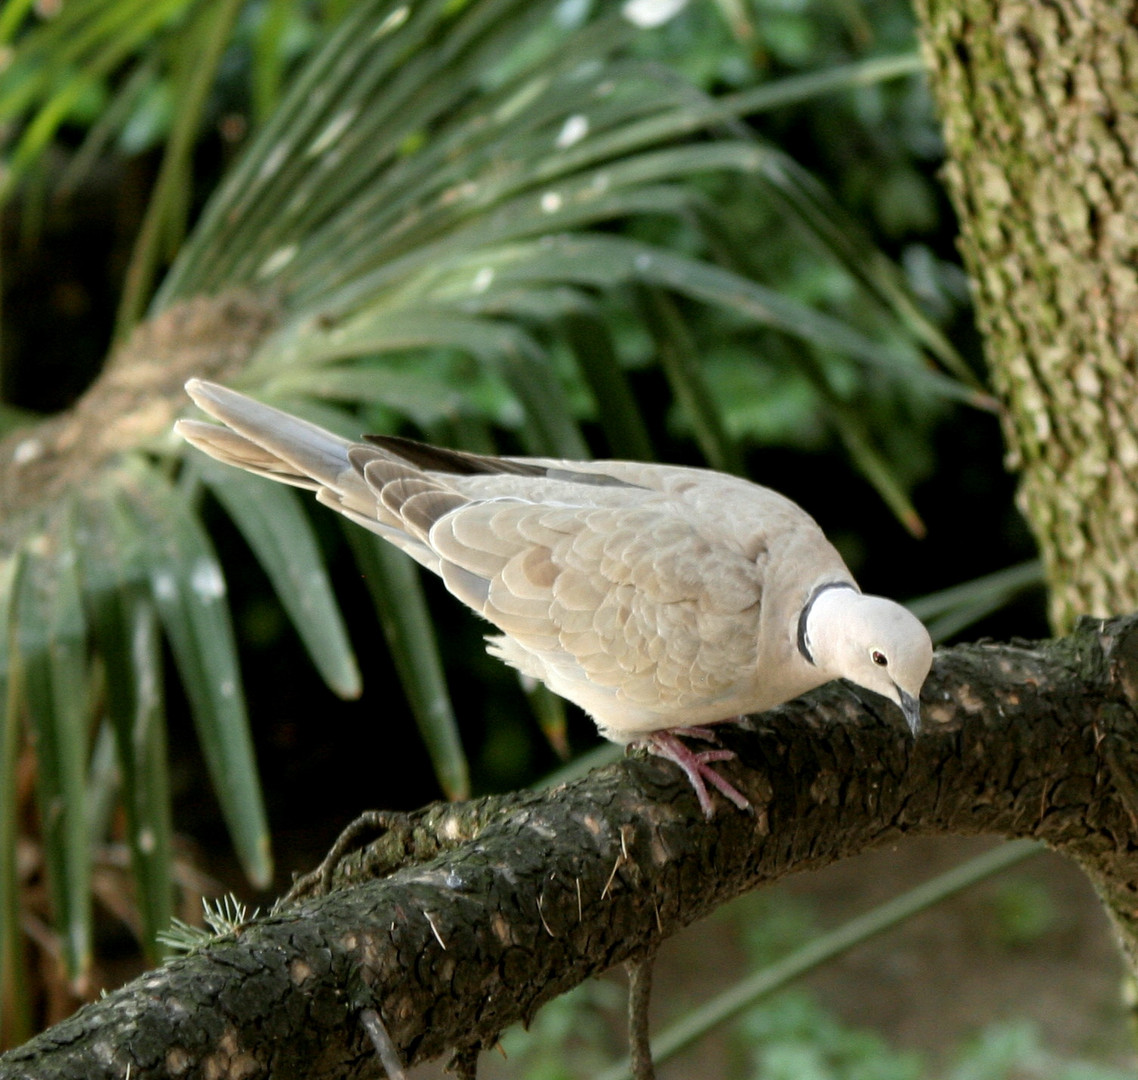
[3,615,1138,1080]
[910,0,1138,630]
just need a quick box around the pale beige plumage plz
[176,379,933,816]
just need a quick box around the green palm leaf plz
[194,461,362,700]
[123,464,272,889]
[0,0,986,999]
[79,490,175,960]
[343,527,469,802]
[13,517,93,980]
[0,553,32,1045]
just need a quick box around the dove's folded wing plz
[350,455,768,735]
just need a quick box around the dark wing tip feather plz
[363,434,641,489]
[363,434,547,477]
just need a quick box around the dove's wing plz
[354,462,771,736]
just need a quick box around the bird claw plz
[671,725,722,744]
[692,748,734,764]
[640,730,751,819]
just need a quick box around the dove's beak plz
[898,688,921,736]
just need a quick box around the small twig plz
[602,824,636,899]
[360,1008,407,1080]
[423,910,447,950]
[282,810,400,905]
[537,890,554,936]
[626,948,658,1080]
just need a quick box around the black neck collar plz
[797,581,857,665]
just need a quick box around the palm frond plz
[193,460,362,700]
[0,552,33,1045]
[0,0,983,996]
[13,511,93,982]
[121,463,272,888]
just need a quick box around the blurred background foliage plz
[0,0,1103,1073]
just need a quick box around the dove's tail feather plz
[177,378,446,572]
[178,378,354,491]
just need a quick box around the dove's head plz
[805,587,933,733]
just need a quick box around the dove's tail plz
[176,378,354,493]
[176,379,446,571]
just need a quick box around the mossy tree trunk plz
[911,0,1138,631]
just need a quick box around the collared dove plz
[176,379,933,818]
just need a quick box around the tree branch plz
[5,615,1138,1080]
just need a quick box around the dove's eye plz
[871,650,888,666]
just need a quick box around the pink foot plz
[639,729,751,819]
